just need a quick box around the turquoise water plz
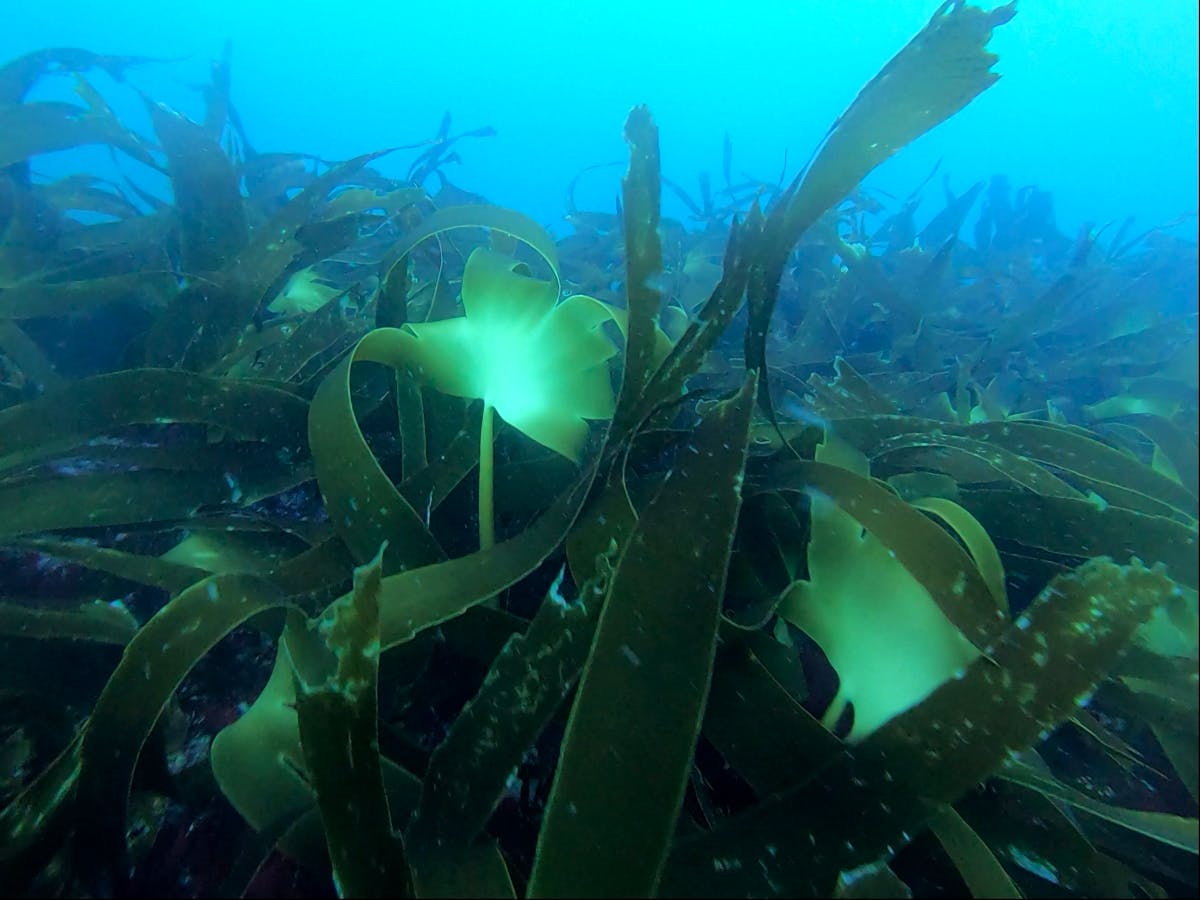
[4,0,1197,238]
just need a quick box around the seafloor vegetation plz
[1,2,1197,897]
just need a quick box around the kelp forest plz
[0,2,1197,897]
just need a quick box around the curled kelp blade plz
[0,573,290,892]
[381,203,562,301]
[769,458,1006,652]
[661,558,1176,897]
[307,327,447,573]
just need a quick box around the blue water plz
[4,0,1197,241]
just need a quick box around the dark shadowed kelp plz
[0,4,1196,898]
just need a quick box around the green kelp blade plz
[0,470,235,540]
[0,48,156,104]
[146,150,394,370]
[660,558,1175,897]
[1108,413,1199,501]
[769,459,1006,651]
[997,757,1199,855]
[241,295,367,384]
[290,547,412,898]
[910,496,1008,615]
[144,97,248,273]
[17,538,215,595]
[407,549,616,859]
[960,488,1198,590]
[638,208,756,428]
[529,372,757,898]
[210,640,318,839]
[962,781,1172,898]
[410,841,515,900]
[563,444,637,587]
[0,737,81,891]
[928,805,1023,899]
[0,89,157,171]
[63,574,288,889]
[381,204,562,300]
[0,269,175,320]
[0,599,137,645]
[744,2,1014,407]
[966,420,1199,520]
[372,460,598,651]
[610,105,663,437]
[0,321,61,393]
[308,328,445,573]
[0,368,308,473]
[870,431,1086,500]
[396,400,481,516]
[0,602,136,710]
[701,637,841,798]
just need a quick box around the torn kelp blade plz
[290,547,412,898]
[744,2,1014,422]
[529,372,758,898]
[609,105,662,437]
[406,547,616,863]
[660,558,1175,897]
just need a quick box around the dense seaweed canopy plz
[0,4,1197,898]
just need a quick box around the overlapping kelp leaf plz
[1,5,1197,899]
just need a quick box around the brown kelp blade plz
[745,2,1015,418]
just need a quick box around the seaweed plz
[0,3,1196,898]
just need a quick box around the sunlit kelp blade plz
[529,373,757,898]
[661,558,1176,896]
[769,458,1005,651]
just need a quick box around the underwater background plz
[0,1,1197,898]
[3,0,1198,240]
